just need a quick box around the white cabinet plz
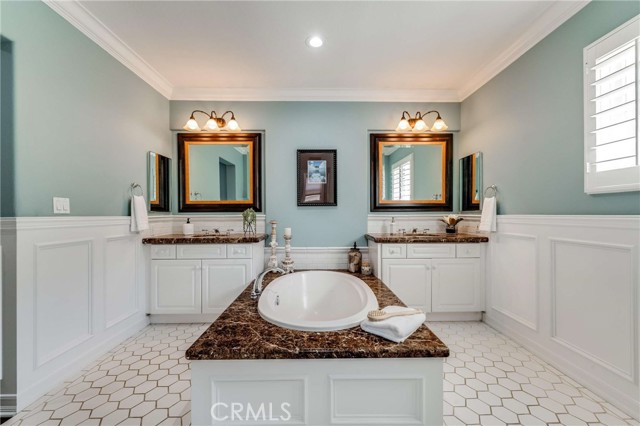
[148,243,263,316]
[431,258,482,312]
[382,259,432,313]
[372,242,485,315]
[202,259,251,314]
[150,260,201,314]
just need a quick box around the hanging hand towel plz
[130,195,149,232]
[479,196,496,232]
[360,306,426,343]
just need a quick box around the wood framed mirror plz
[370,133,453,212]
[178,133,262,212]
[148,152,171,212]
[460,152,482,211]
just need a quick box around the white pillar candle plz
[284,227,292,237]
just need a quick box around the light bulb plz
[306,36,323,48]
[412,119,428,132]
[431,117,448,131]
[183,117,200,131]
[226,118,241,132]
[395,119,410,132]
[204,118,219,131]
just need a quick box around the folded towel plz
[479,196,496,232]
[130,195,149,233]
[361,306,426,343]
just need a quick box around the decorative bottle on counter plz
[348,242,362,273]
[389,217,396,235]
[183,218,194,236]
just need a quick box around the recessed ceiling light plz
[306,36,323,48]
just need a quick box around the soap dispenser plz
[183,218,194,236]
[348,242,362,273]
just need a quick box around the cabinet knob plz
[432,266,437,270]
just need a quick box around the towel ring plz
[130,183,144,197]
[484,185,498,198]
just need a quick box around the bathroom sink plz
[258,271,378,332]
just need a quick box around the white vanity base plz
[191,358,443,425]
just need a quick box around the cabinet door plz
[431,258,482,312]
[201,259,251,314]
[150,260,202,314]
[381,259,431,313]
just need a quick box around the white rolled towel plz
[130,195,149,232]
[360,306,426,343]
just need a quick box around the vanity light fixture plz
[183,110,242,132]
[396,111,448,133]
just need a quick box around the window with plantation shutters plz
[584,15,639,194]
[391,154,413,200]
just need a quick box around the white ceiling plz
[47,0,589,101]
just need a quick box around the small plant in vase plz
[441,214,463,234]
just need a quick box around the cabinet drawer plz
[382,244,407,259]
[456,244,481,258]
[177,244,226,259]
[150,245,176,259]
[227,244,252,259]
[407,244,456,259]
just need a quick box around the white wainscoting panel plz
[263,247,369,271]
[34,239,93,368]
[104,235,139,330]
[551,238,635,381]
[490,233,538,331]
[15,217,150,411]
[483,215,639,420]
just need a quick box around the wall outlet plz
[53,197,70,214]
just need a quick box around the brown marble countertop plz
[142,233,267,244]
[365,233,488,243]
[186,271,449,361]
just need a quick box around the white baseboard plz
[426,312,482,322]
[0,394,17,418]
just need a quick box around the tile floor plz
[4,322,638,426]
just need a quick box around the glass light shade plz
[203,118,219,131]
[183,118,200,131]
[412,119,428,132]
[395,119,411,132]
[431,117,448,131]
[226,119,241,132]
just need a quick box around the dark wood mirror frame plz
[149,152,171,212]
[178,132,262,213]
[370,133,453,212]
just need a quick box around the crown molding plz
[43,0,173,99]
[457,0,590,101]
[169,87,461,102]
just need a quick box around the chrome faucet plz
[251,267,285,300]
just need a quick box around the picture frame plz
[297,149,337,206]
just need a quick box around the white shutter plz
[584,15,640,194]
[391,154,413,200]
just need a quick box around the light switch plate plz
[53,197,70,214]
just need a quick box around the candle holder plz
[268,220,278,268]
[281,234,295,274]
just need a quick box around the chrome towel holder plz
[130,182,144,197]
[484,185,498,199]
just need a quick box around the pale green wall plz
[459,1,640,214]
[1,1,171,217]
[170,102,461,246]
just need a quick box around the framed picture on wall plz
[297,149,337,206]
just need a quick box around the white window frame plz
[391,154,414,201]
[583,15,640,194]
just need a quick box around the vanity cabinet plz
[148,243,263,317]
[373,242,485,316]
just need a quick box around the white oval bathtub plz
[257,271,379,332]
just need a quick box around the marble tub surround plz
[365,232,488,243]
[142,232,267,244]
[186,271,450,360]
